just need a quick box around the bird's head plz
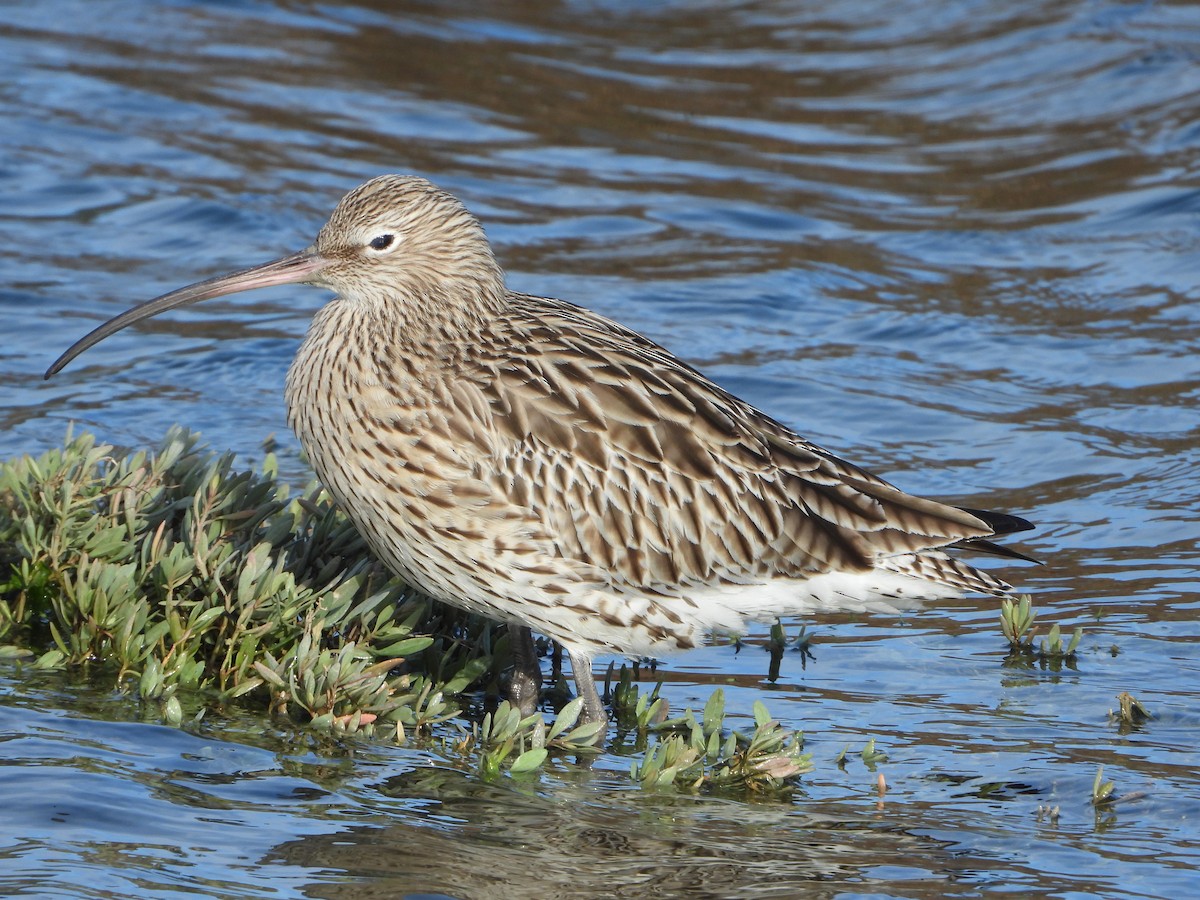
[313,174,504,310]
[46,175,506,378]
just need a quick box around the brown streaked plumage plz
[46,175,1035,734]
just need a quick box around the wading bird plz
[48,175,1034,736]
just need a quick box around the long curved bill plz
[45,249,329,378]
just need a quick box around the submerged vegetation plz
[0,428,808,795]
[1000,594,1082,668]
[1109,691,1152,732]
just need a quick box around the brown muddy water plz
[3,2,1200,897]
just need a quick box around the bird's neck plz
[381,280,507,368]
[286,286,503,412]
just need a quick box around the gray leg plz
[568,649,609,741]
[508,625,541,717]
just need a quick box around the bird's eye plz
[369,234,396,251]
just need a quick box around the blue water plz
[3,1,1200,896]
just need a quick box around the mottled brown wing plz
[470,293,993,591]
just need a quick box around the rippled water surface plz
[3,1,1200,897]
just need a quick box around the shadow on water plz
[275,775,1033,899]
[2,0,1200,897]
[5,670,1176,900]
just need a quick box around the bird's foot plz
[576,700,609,747]
[568,650,609,747]
[507,625,542,718]
[508,669,540,718]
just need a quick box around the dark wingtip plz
[961,537,1043,565]
[955,506,1040,565]
[959,507,1035,537]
